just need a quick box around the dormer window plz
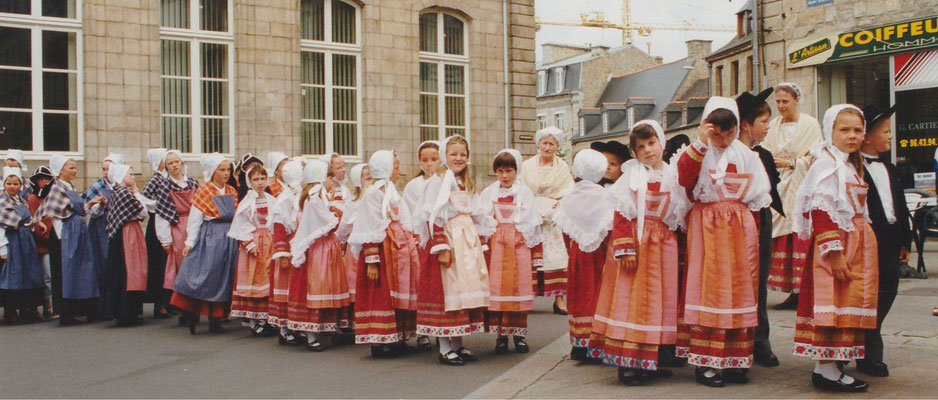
[537,70,547,96]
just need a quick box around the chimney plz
[590,45,610,57]
[686,40,713,61]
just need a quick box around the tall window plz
[746,56,754,91]
[537,70,547,96]
[552,67,564,93]
[300,0,361,157]
[714,65,724,96]
[730,60,739,95]
[159,0,233,154]
[419,11,469,142]
[0,0,81,153]
[554,112,565,131]
[536,115,546,131]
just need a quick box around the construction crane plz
[534,0,735,46]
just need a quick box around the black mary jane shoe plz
[724,369,750,384]
[208,318,225,334]
[152,305,172,320]
[371,344,396,358]
[456,347,478,362]
[754,351,780,367]
[513,336,530,354]
[695,368,725,388]
[416,336,432,352]
[812,372,869,393]
[439,351,465,366]
[279,332,303,346]
[856,360,889,377]
[187,314,199,335]
[553,303,568,316]
[774,294,799,310]
[307,340,326,352]
[570,347,588,361]
[495,337,510,355]
[618,368,646,386]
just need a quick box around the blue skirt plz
[0,227,44,290]
[87,214,109,293]
[172,219,238,302]
[61,214,99,299]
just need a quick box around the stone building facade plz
[0,0,537,187]
[707,0,756,99]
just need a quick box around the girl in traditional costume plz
[100,164,150,326]
[141,148,173,319]
[268,159,305,345]
[762,83,823,307]
[792,104,878,393]
[415,134,488,366]
[84,153,123,296]
[0,167,45,324]
[288,159,351,352]
[402,140,440,351]
[674,97,771,387]
[143,150,200,325]
[520,127,573,315]
[171,153,239,334]
[339,163,370,306]
[350,151,422,357]
[589,120,688,385]
[228,165,277,336]
[266,152,290,197]
[478,149,543,354]
[27,166,55,319]
[35,155,104,325]
[553,149,616,362]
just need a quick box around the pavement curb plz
[465,334,570,399]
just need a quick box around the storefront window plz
[817,57,890,115]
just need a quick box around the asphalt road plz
[0,298,569,399]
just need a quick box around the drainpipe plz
[503,0,511,149]
[752,0,761,91]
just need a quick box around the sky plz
[535,0,746,64]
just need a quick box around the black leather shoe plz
[774,294,799,310]
[371,344,395,358]
[695,368,725,388]
[187,314,199,334]
[208,318,225,334]
[724,369,750,384]
[59,317,81,327]
[856,360,889,377]
[812,372,869,392]
[416,335,432,352]
[618,368,646,386]
[495,337,509,355]
[279,332,303,346]
[514,336,530,354]
[306,340,325,352]
[754,351,780,367]
[455,347,478,362]
[553,303,568,315]
[439,351,465,366]
[570,347,587,361]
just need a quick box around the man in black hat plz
[856,104,912,377]
[591,140,631,187]
[736,87,782,367]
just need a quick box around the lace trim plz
[347,226,389,247]
[516,224,544,248]
[793,189,856,240]
[552,207,612,253]
[817,240,843,256]
[290,218,338,266]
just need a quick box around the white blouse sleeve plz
[185,206,204,248]
[155,215,172,246]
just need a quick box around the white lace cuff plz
[818,240,843,256]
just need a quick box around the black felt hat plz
[29,166,53,186]
[735,87,774,121]
[604,140,632,162]
[589,141,608,152]
[861,104,897,134]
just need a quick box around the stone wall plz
[580,46,659,108]
[541,43,590,65]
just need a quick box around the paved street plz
[3,255,938,399]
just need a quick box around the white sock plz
[307,332,318,344]
[621,368,638,377]
[417,335,430,345]
[439,337,453,355]
[703,368,719,378]
[280,326,288,336]
[815,362,854,383]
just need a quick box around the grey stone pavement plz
[3,253,937,399]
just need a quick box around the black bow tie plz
[863,155,883,164]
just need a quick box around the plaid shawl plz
[0,191,29,229]
[105,185,145,239]
[34,180,74,221]
[82,177,111,204]
[191,183,238,218]
[141,173,200,225]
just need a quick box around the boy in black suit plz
[857,104,912,377]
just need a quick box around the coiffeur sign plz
[787,16,938,68]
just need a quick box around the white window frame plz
[537,70,547,96]
[602,112,609,133]
[300,0,363,161]
[553,67,565,93]
[627,107,635,130]
[419,11,470,143]
[159,0,235,157]
[536,114,546,131]
[554,111,565,132]
[0,0,84,159]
